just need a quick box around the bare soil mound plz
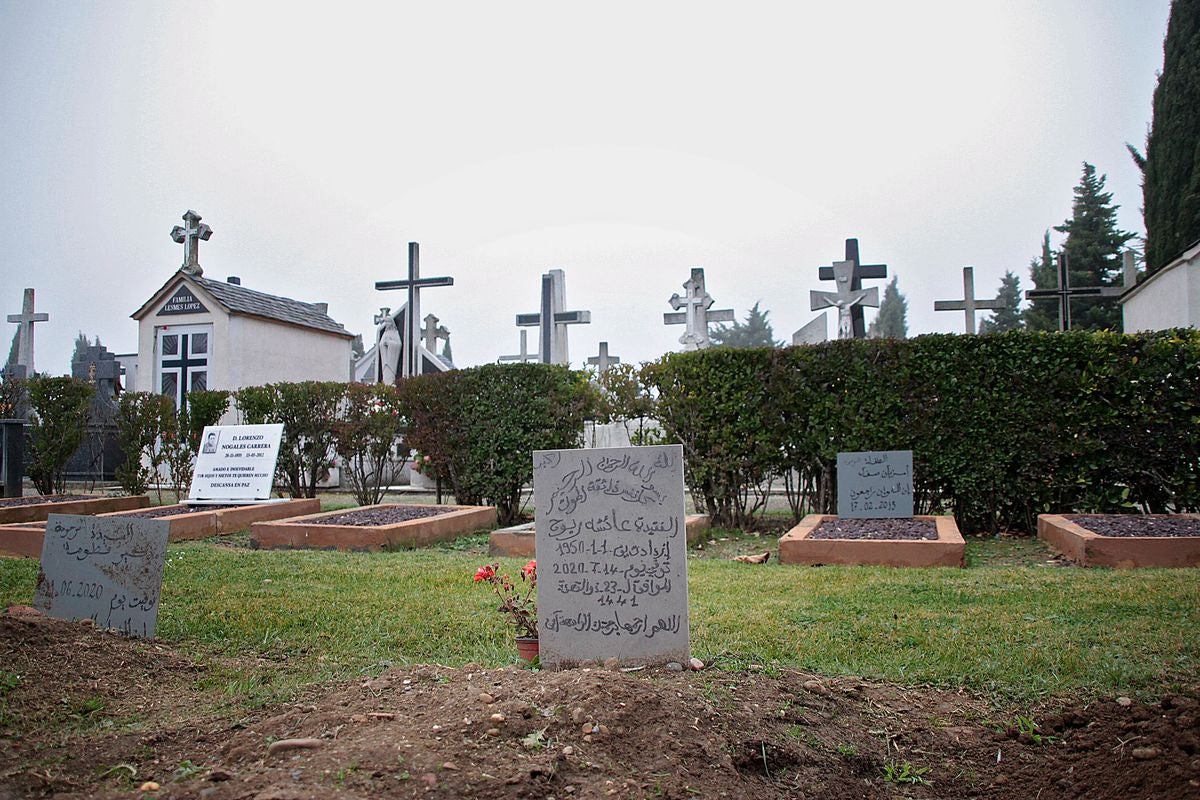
[1,610,1197,799]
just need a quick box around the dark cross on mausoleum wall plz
[1024,253,1124,331]
[375,242,454,378]
[817,239,887,339]
[161,333,208,410]
[170,210,213,276]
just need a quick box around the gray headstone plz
[792,314,828,345]
[837,450,914,518]
[34,514,170,638]
[534,444,689,669]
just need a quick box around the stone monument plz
[837,450,914,518]
[933,266,1009,334]
[587,342,621,374]
[170,209,213,276]
[375,242,455,378]
[663,268,733,350]
[815,239,887,339]
[499,329,540,364]
[6,288,49,375]
[515,269,591,365]
[810,260,880,339]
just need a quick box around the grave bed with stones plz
[250,503,497,552]
[0,499,320,558]
[778,514,965,567]
[0,493,149,525]
[489,514,711,558]
[1038,513,1200,568]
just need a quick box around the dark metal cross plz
[375,242,454,378]
[934,266,1009,334]
[171,210,213,275]
[1024,253,1123,331]
[6,288,49,373]
[515,269,591,365]
[817,239,887,339]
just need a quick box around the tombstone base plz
[250,504,497,551]
[489,515,711,558]
[1038,514,1200,568]
[0,495,149,525]
[778,515,964,567]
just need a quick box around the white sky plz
[0,1,1172,375]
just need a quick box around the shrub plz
[332,383,407,506]
[162,390,230,501]
[235,382,342,498]
[114,392,176,496]
[25,376,94,495]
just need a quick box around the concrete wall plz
[1122,244,1200,332]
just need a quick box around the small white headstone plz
[837,450,914,518]
[189,424,284,504]
[534,444,689,669]
[34,514,170,638]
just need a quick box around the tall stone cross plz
[934,266,1009,334]
[663,268,734,350]
[421,313,450,355]
[170,210,213,276]
[587,341,621,374]
[817,239,887,338]
[810,260,880,339]
[498,329,540,363]
[375,242,455,377]
[7,288,49,374]
[1024,253,1126,331]
[515,269,591,365]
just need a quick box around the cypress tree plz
[709,302,782,349]
[1024,232,1059,332]
[866,277,908,339]
[978,271,1024,333]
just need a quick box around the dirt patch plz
[809,518,937,540]
[116,505,239,519]
[1,611,1198,799]
[1069,515,1200,538]
[308,506,454,527]
[0,496,92,508]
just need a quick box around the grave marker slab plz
[189,423,284,504]
[837,450,913,518]
[34,513,169,637]
[534,444,688,669]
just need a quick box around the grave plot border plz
[488,514,711,558]
[250,503,497,552]
[1038,514,1200,568]
[0,495,149,525]
[778,514,965,567]
[0,499,321,558]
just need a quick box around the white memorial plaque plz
[837,450,914,518]
[189,423,284,503]
[534,444,689,669]
[34,514,170,638]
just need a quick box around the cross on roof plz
[515,269,591,365]
[499,329,540,363]
[587,341,621,374]
[6,288,49,373]
[375,242,455,377]
[810,260,880,339]
[663,268,734,350]
[934,266,1009,334]
[816,239,887,338]
[1024,253,1124,331]
[170,210,213,276]
[421,313,450,354]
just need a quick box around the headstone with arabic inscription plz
[837,450,914,518]
[33,514,170,638]
[534,444,689,669]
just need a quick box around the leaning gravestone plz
[534,444,689,669]
[837,450,914,518]
[189,423,285,504]
[33,514,170,638]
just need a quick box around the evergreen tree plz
[708,302,782,348]
[866,277,907,339]
[1141,0,1200,272]
[5,330,17,369]
[441,339,453,364]
[70,332,102,366]
[978,271,1024,333]
[1024,232,1059,331]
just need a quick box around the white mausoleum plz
[1122,241,1200,332]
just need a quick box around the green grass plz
[1,536,1196,705]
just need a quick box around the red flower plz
[521,559,537,579]
[473,565,495,583]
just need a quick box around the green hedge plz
[643,330,1200,533]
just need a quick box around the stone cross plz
[7,288,49,374]
[71,344,121,397]
[170,210,213,276]
[499,329,540,363]
[1024,253,1125,331]
[810,260,880,339]
[375,242,455,378]
[515,269,591,365]
[421,313,450,355]
[587,341,621,374]
[934,266,1009,334]
[663,268,734,350]
[817,239,887,338]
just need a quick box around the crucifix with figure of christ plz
[375,242,455,378]
[816,239,887,339]
[171,210,213,276]
[810,260,880,339]
[6,288,49,375]
[663,268,734,350]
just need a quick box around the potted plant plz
[473,559,538,661]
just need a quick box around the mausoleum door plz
[156,324,212,410]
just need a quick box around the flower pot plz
[515,636,539,663]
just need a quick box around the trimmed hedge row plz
[643,330,1200,533]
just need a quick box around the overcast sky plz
[0,1,1172,376]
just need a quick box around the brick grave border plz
[250,503,497,551]
[489,514,711,558]
[0,494,149,525]
[1038,513,1200,568]
[778,514,965,567]
[0,499,321,559]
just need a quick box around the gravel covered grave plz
[0,494,92,507]
[116,504,240,519]
[808,517,938,540]
[308,505,454,527]
[1069,515,1200,538]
